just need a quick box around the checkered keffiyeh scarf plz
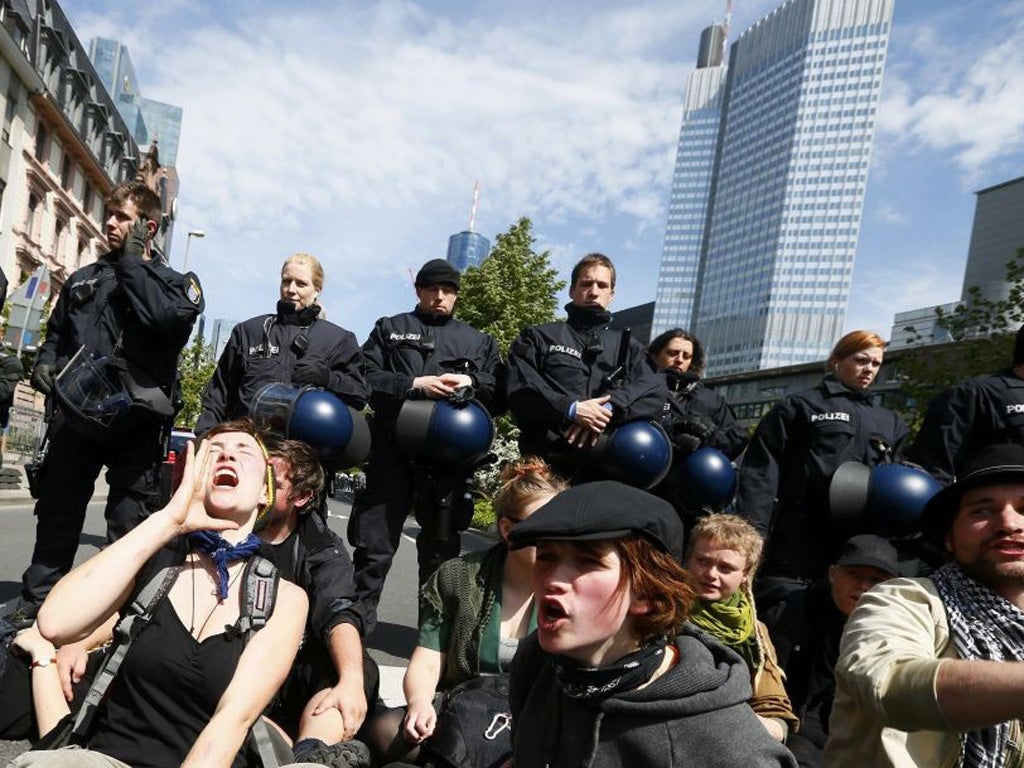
[931,563,1024,768]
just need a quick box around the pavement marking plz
[379,664,408,708]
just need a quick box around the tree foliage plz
[455,216,565,356]
[177,334,217,428]
[897,249,1024,432]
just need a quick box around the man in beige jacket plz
[827,442,1024,768]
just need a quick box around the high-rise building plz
[446,231,490,272]
[653,0,894,376]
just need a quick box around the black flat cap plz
[415,259,461,289]
[921,443,1024,542]
[508,481,684,560]
[834,534,899,576]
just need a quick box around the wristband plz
[31,657,57,669]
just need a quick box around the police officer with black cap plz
[908,324,1024,485]
[505,253,665,480]
[348,258,500,635]
[5,180,203,628]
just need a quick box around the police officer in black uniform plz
[505,253,665,479]
[735,331,909,589]
[196,253,369,435]
[908,324,1024,485]
[7,180,203,626]
[348,259,500,634]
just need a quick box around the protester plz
[3,181,204,631]
[760,534,898,768]
[259,436,377,767]
[908,323,1024,485]
[735,330,908,589]
[505,253,665,480]
[685,514,798,742]
[365,456,567,766]
[348,259,500,635]
[196,253,369,435]
[8,420,308,768]
[826,443,1024,767]
[507,482,797,767]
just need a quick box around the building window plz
[60,154,73,189]
[2,85,17,145]
[34,124,48,162]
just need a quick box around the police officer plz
[908,324,1024,485]
[505,253,665,479]
[196,252,369,435]
[348,259,500,634]
[735,330,908,588]
[6,180,203,627]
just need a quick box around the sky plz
[63,0,1024,345]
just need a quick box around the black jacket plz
[735,375,909,579]
[505,305,665,454]
[37,250,203,395]
[196,302,369,435]
[908,369,1024,485]
[510,627,797,768]
[361,307,500,422]
[659,369,747,459]
[0,352,23,428]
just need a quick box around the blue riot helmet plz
[250,383,371,468]
[54,346,133,439]
[830,461,941,537]
[593,420,674,490]
[395,396,495,467]
[675,446,737,509]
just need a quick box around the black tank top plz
[87,597,249,768]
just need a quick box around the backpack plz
[421,674,513,768]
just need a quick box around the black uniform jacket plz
[660,368,748,459]
[505,305,666,447]
[908,369,1024,484]
[361,307,500,422]
[38,249,203,395]
[735,375,909,578]
[197,302,369,434]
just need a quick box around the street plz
[0,493,493,760]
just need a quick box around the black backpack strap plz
[70,562,182,738]
[235,554,280,644]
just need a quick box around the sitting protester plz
[365,457,567,767]
[685,514,799,742]
[760,535,898,768]
[8,419,309,768]
[508,482,797,767]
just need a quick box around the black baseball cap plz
[834,534,899,576]
[415,259,461,289]
[508,481,684,560]
[920,443,1024,543]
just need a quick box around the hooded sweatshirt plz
[510,624,797,768]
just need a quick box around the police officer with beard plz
[348,259,500,635]
[505,253,665,479]
[908,324,1024,485]
[195,252,369,435]
[735,331,909,592]
[4,181,203,628]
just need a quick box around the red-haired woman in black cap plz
[507,481,797,767]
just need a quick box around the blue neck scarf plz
[187,531,262,600]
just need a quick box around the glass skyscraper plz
[446,231,491,272]
[653,0,894,376]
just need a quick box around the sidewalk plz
[0,456,110,507]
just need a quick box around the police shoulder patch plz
[185,274,202,306]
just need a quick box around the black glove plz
[125,218,150,260]
[292,358,331,388]
[31,363,55,394]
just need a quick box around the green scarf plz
[689,590,759,670]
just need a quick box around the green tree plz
[177,334,216,428]
[456,216,565,355]
[897,249,1024,432]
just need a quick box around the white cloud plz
[874,203,907,224]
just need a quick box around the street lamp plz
[182,230,206,272]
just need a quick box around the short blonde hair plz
[283,252,324,292]
[686,514,763,577]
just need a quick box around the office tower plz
[653,0,894,376]
[446,182,490,271]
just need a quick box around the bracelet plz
[30,657,57,669]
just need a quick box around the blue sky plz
[64,0,1024,344]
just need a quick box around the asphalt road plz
[0,492,493,762]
